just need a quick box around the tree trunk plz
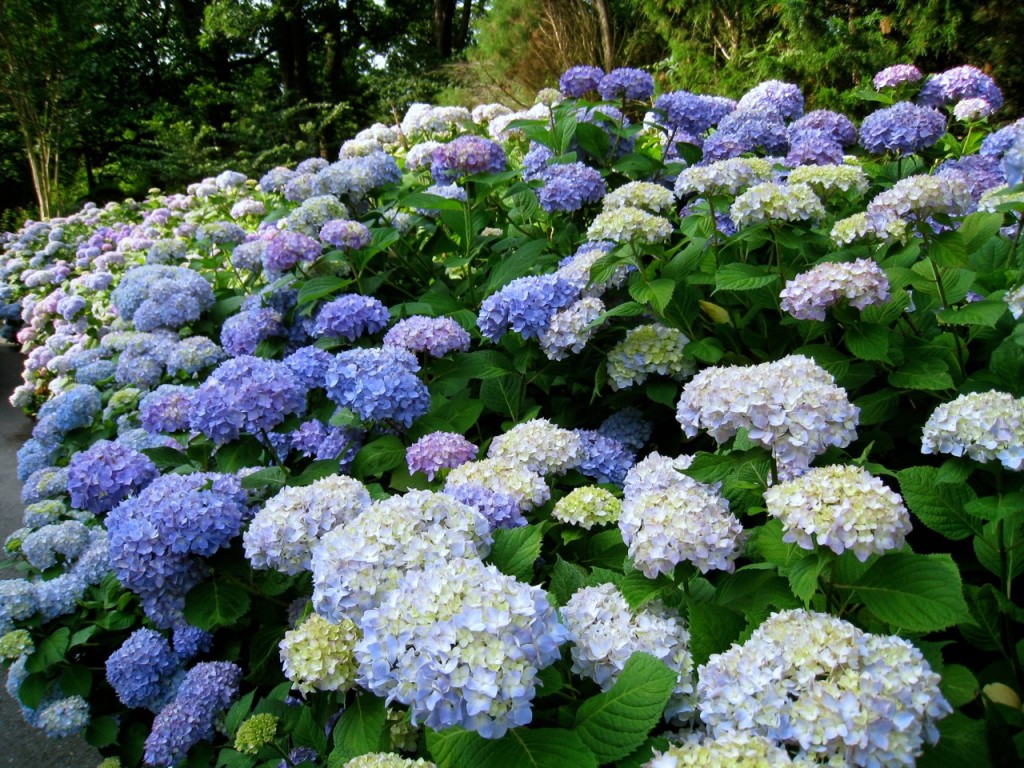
[434,0,454,58]
[593,0,615,71]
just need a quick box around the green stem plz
[927,255,967,376]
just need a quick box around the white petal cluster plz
[586,207,674,244]
[787,163,869,197]
[779,258,891,321]
[763,464,911,561]
[603,181,676,213]
[674,157,776,197]
[866,173,973,221]
[921,390,1024,469]
[487,418,585,475]
[444,457,551,512]
[280,613,360,695]
[729,182,825,228]
[606,325,694,390]
[831,211,909,246]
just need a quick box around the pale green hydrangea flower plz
[234,713,278,755]
[729,182,825,228]
[606,324,694,390]
[603,181,676,213]
[587,206,673,244]
[280,613,360,695]
[553,486,622,528]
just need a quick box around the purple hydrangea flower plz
[936,154,1006,208]
[573,429,635,485]
[263,230,323,272]
[598,407,653,452]
[598,68,655,101]
[703,109,789,161]
[324,346,430,427]
[918,65,1004,111]
[859,101,947,155]
[320,219,372,250]
[537,162,607,212]
[283,345,334,389]
[477,274,579,342]
[406,432,479,480]
[522,142,556,181]
[220,307,284,357]
[383,315,471,357]
[111,265,215,332]
[140,384,195,434]
[289,420,363,470]
[313,294,389,340]
[873,64,922,90]
[980,119,1024,159]
[259,167,296,193]
[430,136,508,183]
[560,65,605,98]
[172,624,213,661]
[789,109,858,147]
[67,439,159,514]
[737,80,804,120]
[785,129,845,167]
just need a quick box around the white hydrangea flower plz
[540,297,605,361]
[921,390,1024,469]
[674,157,776,197]
[866,173,973,221]
[779,258,891,321]
[444,457,551,512]
[606,325,694,390]
[830,211,909,246]
[603,182,676,213]
[763,464,911,561]
[729,182,825,228]
[280,613,360,695]
[587,206,674,244]
[486,418,585,476]
[787,163,870,197]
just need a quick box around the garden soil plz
[0,341,97,767]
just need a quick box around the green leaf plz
[887,358,954,391]
[576,121,611,160]
[85,716,120,749]
[427,726,597,768]
[225,691,256,737]
[550,556,588,605]
[897,466,981,540]
[296,276,352,306]
[788,554,825,605]
[686,602,746,669]
[142,445,191,470]
[480,374,525,418]
[594,301,646,322]
[25,627,70,673]
[18,672,50,710]
[329,695,389,765]
[683,337,724,364]
[628,277,675,313]
[714,263,780,292]
[929,230,969,268]
[402,191,466,211]
[751,518,806,570]
[239,466,288,492]
[184,580,251,631]
[216,749,257,768]
[959,211,1005,252]
[918,712,991,768]
[940,664,979,708]
[293,706,328,755]
[352,435,407,479]
[572,653,677,763]
[489,524,544,581]
[935,301,1007,327]
[617,570,677,611]
[715,568,801,619]
[845,324,890,362]
[59,665,92,698]
[644,380,678,408]
[851,552,970,632]
[854,388,901,426]
[290,459,344,486]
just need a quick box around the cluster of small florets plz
[35,695,90,739]
[643,731,833,767]
[552,486,622,528]
[921,390,1024,469]
[36,383,102,432]
[285,194,349,237]
[355,557,568,738]
[315,151,403,202]
[18,520,91,570]
[444,456,550,520]
[324,346,430,427]
[866,173,973,222]
[166,335,226,377]
[401,103,473,140]
[830,211,909,246]
[430,135,507,182]
[105,628,182,711]
[858,102,947,155]
[703,108,790,161]
[383,315,471,357]
[66,439,158,513]
[790,110,858,147]
[188,355,306,445]
[620,453,744,576]
[143,662,242,767]
[536,162,607,213]
[786,164,869,197]
[280,612,361,695]
[539,297,605,361]
[106,472,251,627]
[476,274,578,342]
[653,90,735,135]
[586,206,673,244]
[779,258,891,321]
[311,490,492,620]
[954,97,996,121]
[562,583,694,720]
[320,219,371,250]
[139,384,194,433]
[697,609,951,766]
[674,157,775,197]
[1005,283,1024,320]
[405,431,478,480]
[555,242,625,296]
[220,307,284,356]
[873,64,923,90]
[603,181,675,213]
[262,229,323,272]
[573,428,635,484]
[676,355,860,478]
[936,154,1006,208]
[559,65,605,98]
[763,464,912,560]
[289,420,363,469]
[233,713,278,755]
[784,128,845,166]
[244,475,371,574]
[313,294,389,340]
[487,418,584,476]
[606,324,694,390]
[729,182,825,228]
[111,265,215,331]
[737,80,804,120]
[342,755,435,768]
[598,67,655,101]
[918,64,1004,111]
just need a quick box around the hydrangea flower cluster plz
[110,265,214,331]
[244,475,371,574]
[586,206,673,244]
[729,182,825,228]
[702,108,789,161]
[572,428,634,484]
[606,324,694,390]
[654,90,735,136]
[320,219,371,250]
[66,439,158,513]
[954,97,996,121]
[430,136,507,182]
[559,65,604,98]
[789,110,858,147]
[830,211,908,246]
[166,336,226,377]
[779,258,891,321]
[188,355,306,445]
[697,609,951,766]
[487,418,584,476]
[105,628,182,711]
[866,173,973,222]
[107,472,251,627]
[539,297,605,361]
[763,464,912,560]
[536,162,607,213]
[598,67,655,101]
[139,384,194,433]
[35,695,90,739]
[784,129,845,167]
[343,754,435,768]
[858,102,947,155]
[787,164,869,197]
[918,64,1004,111]
[280,612,361,695]
[233,713,278,755]
[263,229,323,272]
[311,490,491,620]
[476,274,578,342]
[873,64,922,90]
[355,557,568,738]
[444,456,549,519]
[737,80,804,120]
[643,731,826,767]
[325,346,430,427]
[18,520,91,570]
[383,315,470,357]
[552,486,622,528]
[220,306,284,357]
[921,390,1024,469]
[313,294,389,340]
[288,420,363,468]
[562,583,694,720]
[620,453,744,576]
[674,157,775,197]
[676,355,860,478]
[603,181,675,213]
[406,431,478,480]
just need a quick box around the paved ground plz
[0,342,98,768]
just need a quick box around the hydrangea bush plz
[1,61,1024,767]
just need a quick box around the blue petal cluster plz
[559,65,604,97]
[67,439,158,514]
[221,307,285,356]
[859,102,947,155]
[263,230,323,272]
[105,628,181,710]
[737,80,805,120]
[140,384,195,433]
[111,265,214,331]
[383,315,471,357]
[313,294,389,340]
[324,346,430,427]
[430,136,508,183]
[476,274,578,342]
[537,163,607,213]
[654,91,735,136]
[598,68,655,101]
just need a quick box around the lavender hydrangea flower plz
[105,628,181,710]
[935,153,1006,209]
[313,294,389,340]
[383,315,470,357]
[921,390,1024,469]
[430,136,507,183]
[476,274,578,342]
[873,64,922,90]
[189,356,306,445]
[406,432,478,480]
[653,91,736,136]
[598,407,653,452]
[858,102,946,155]
[953,97,996,121]
[779,258,891,321]
[324,346,430,427]
[676,355,859,478]
[866,173,973,222]
[789,109,858,147]
[288,419,363,469]
[263,230,323,272]
[737,80,804,120]
[320,219,372,250]
[559,65,605,98]
[598,68,655,101]
[315,150,402,201]
[764,465,911,560]
[283,345,333,389]
[16,439,56,482]
[539,297,604,360]
[980,119,1024,159]
[221,307,286,357]
[286,194,350,237]
[606,324,694,390]
[354,557,568,738]
[66,440,158,514]
[918,64,1003,111]
[140,384,194,433]
[703,109,789,161]
[784,129,845,167]
[166,336,226,378]
[536,162,607,213]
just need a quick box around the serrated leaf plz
[714,263,780,292]
[489,524,544,581]
[617,570,676,611]
[25,627,70,673]
[851,552,970,632]
[854,389,901,426]
[296,276,352,306]
[293,706,328,755]
[142,445,191,469]
[573,653,677,763]
[628,277,675,312]
[402,191,466,211]
[550,556,588,605]
[644,380,678,407]
[887,358,954,390]
[715,568,801,618]
[225,691,256,737]
[85,715,120,749]
[427,726,597,768]
[897,467,981,540]
[239,466,288,492]
[184,580,251,631]
[686,602,746,669]
[935,301,1007,327]
[290,459,343,486]
[929,230,969,268]
[917,712,990,768]
[59,665,92,698]
[751,519,805,570]
[788,555,825,606]
[940,664,979,708]
[330,693,388,765]
[684,337,724,363]
[845,324,890,362]
[576,121,611,160]
[352,435,406,479]
[480,374,525,418]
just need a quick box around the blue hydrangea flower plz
[522,142,555,181]
[259,166,296,192]
[314,151,402,202]
[320,219,372,250]
[785,129,845,167]
[33,573,87,621]
[66,440,158,514]
[188,356,306,445]
[313,294,389,340]
[221,307,285,357]
[598,407,653,452]
[598,68,655,101]
[283,345,334,389]
[559,65,605,98]
[406,432,479,480]
[536,162,607,213]
[263,230,323,272]
[789,109,858,147]
[383,315,471,357]
[477,274,578,342]
[573,429,635,485]
[106,628,182,711]
[111,265,215,331]
[21,466,69,505]
[980,119,1024,159]
[140,384,195,434]
[873,64,922,90]
[172,624,213,661]
[737,80,805,120]
[36,695,89,738]
[37,384,102,433]
[324,346,430,427]
[289,419,363,470]
[430,136,508,183]
[936,154,1006,208]
[654,91,736,136]
[17,438,57,482]
[703,109,789,161]
[166,336,226,378]
[918,65,1004,111]
[859,102,947,155]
